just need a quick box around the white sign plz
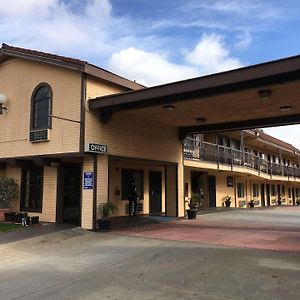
[85,143,107,154]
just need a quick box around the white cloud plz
[108,34,243,86]
[185,34,242,74]
[0,0,126,56]
[184,0,282,20]
[109,47,199,86]
[0,0,56,19]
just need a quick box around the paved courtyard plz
[113,206,300,252]
[0,207,299,299]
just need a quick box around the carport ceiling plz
[88,54,300,138]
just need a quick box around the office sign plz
[84,172,93,189]
[85,142,107,154]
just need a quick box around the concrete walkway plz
[0,207,300,299]
[113,207,300,252]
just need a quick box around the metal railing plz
[183,137,300,178]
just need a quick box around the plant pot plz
[186,209,197,219]
[225,202,231,207]
[296,201,300,206]
[14,212,28,224]
[277,200,282,206]
[98,218,110,231]
[31,216,39,225]
[3,211,17,222]
[249,202,255,208]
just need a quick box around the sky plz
[1,0,300,147]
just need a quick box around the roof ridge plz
[0,43,144,90]
[1,43,86,66]
[253,129,300,153]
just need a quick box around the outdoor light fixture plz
[280,105,292,112]
[258,89,272,98]
[0,92,8,114]
[195,117,206,124]
[163,105,175,111]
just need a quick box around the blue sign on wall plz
[83,172,93,189]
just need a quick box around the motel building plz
[1,44,300,230]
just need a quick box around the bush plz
[98,202,118,219]
[0,178,18,209]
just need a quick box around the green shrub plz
[0,178,18,209]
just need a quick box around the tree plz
[0,178,18,209]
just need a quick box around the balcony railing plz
[183,137,300,178]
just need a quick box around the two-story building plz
[0,44,183,229]
[1,43,300,229]
[183,129,300,208]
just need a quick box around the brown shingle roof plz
[0,43,144,90]
[249,129,300,153]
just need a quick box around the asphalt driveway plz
[0,207,300,300]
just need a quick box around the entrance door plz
[59,164,81,225]
[208,176,216,208]
[149,171,162,214]
[266,184,271,206]
[261,184,265,206]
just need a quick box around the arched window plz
[31,84,52,130]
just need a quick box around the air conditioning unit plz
[29,129,50,143]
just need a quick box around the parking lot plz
[0,207,300,300]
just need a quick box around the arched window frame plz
[30,83,53,130]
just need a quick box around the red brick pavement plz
[112,215,300,252]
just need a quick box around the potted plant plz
[296,199,300,206]
[97,202,118,231]
[249,199,255,208]
[186,192,201,219]
[0,177,18,221]
[278,193,285,206]
[223,195,231,208]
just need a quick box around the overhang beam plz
[179,113,300,140]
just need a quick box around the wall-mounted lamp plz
[258,89,272,99]
[280,105,292,112]
[195,117,206,124]
[163,105,175,111]
[0,92,8,115]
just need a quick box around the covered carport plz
[88,54,300,217]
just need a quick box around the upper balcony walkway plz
[183,137,300,180]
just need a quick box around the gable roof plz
[0,43,144,90]
[247,129,300,154]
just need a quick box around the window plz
[121,169,144,200]
[237,183,245,198]
[252,184,259,197]
[31,84,52,130]
[21,166,43,212]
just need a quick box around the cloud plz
[109,34,243,86]
[108,47,199,86]
[185,34,242,74]
[184,0,282,20]
[0,0,127,57]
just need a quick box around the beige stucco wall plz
[38,166,57,222]
[85,79,184,218]
[0,58,82,158]
[109,159,166,217]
